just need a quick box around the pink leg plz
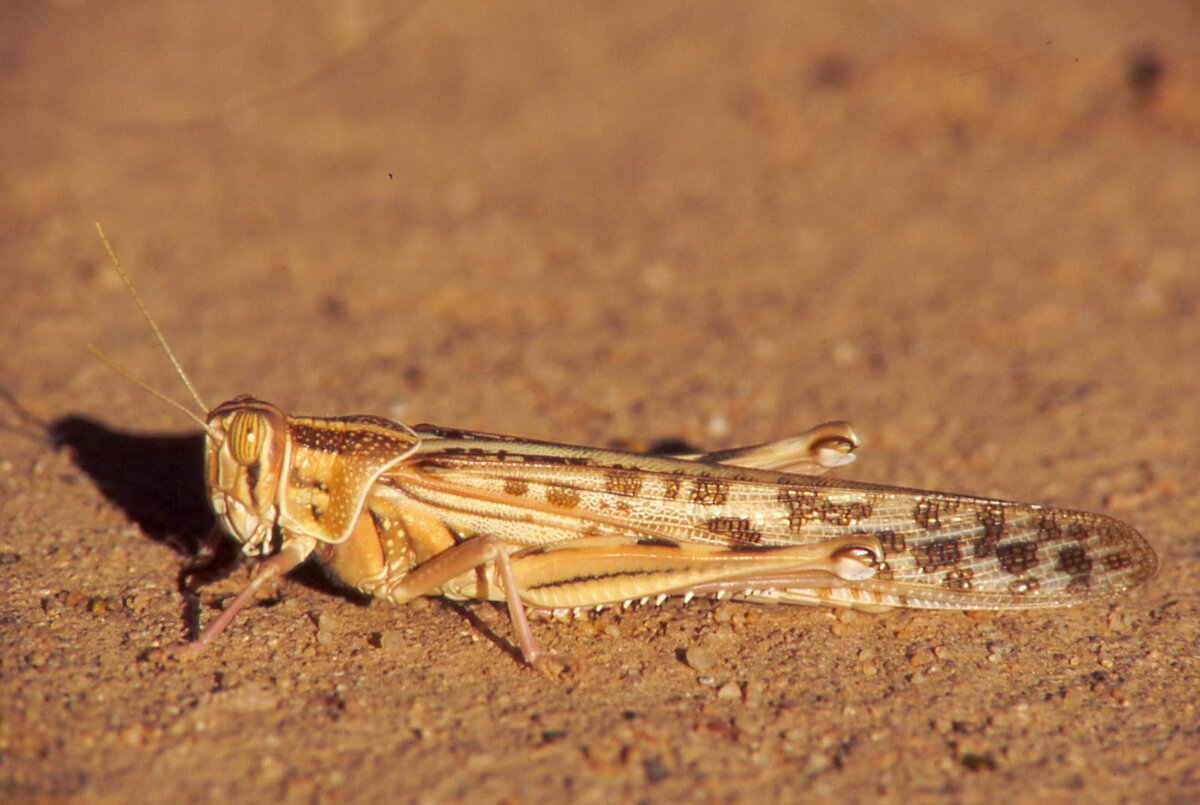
[165,538,312,658]
[383,535,571,675]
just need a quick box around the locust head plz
[205,396,289,556]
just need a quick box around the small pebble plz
[685,645,718,673]
[123,594,149,614]
[316,614,338,647]
[716,681,743,701]
[908,648,936,667]
[986,641,1010,662]
[379,630,407,653]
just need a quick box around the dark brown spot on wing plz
[777,486,869,531]
[876,530,905,553]
[778,486,820,531]
[532,454,595,467]
[690,477,730,506]
[545,484,581,509]
[1067,521,1091,541]
[1102,551,1136,571]
[1056,544,1093,578]
[996,540,1040,575]
[605,468,643,497]
[819,500,871,526]
[704,517,762,544]
[974,502,1006,557]
[504,478,529,497]
[1036,510,1063,542]
[913,537,962,573]
[662,475,683,501]
[943,567,974,591]
[915,497,960,530]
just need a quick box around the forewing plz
[390,427,1156,609]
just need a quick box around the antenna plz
[87,344,216,437]
[94,222,210,414]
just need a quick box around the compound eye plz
[226,411,264,466]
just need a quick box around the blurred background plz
[2,2,1198,800]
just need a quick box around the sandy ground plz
[3,2,1199,802]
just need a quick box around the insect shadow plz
[50,416,213,552]
[49,416,366,631]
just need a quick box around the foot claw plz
[144,640,206,663]
[531,652,578,678]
